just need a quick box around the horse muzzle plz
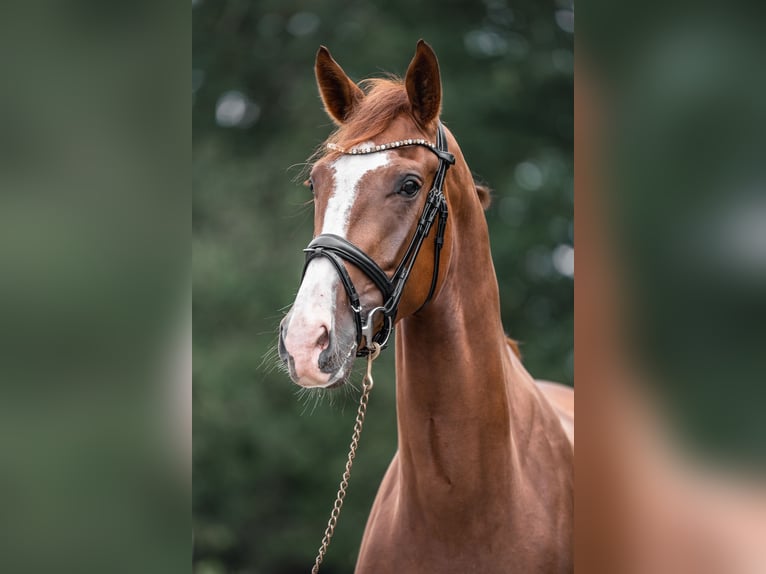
[278,311,356,388]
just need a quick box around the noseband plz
[301,122,455,356]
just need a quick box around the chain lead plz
[311,343,381,574]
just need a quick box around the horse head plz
[279,40,462,388]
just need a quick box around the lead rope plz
[310,342,381,574]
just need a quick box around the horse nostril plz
[316,325,330,350]
[278,325,288,360]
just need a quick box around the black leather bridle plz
[301,122,455,356]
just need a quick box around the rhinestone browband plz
[326,138,439,155]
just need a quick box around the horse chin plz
[324,376,349,390]
[292,343,356,390]
[322,350,356,389]
[295,363,352,390]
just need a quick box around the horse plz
[278,40,574,573]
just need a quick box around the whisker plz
[309,388,323,415]
[296,387,313,416]
[287,161,312,177]
[285,200,314,214]
[260,341,290,376]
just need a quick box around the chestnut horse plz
[279,41,573,573]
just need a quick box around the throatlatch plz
[302,122,455,356]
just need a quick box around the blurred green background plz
[580,4,766,471]
[193,0,573,572]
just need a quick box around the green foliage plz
[193,0,572,572]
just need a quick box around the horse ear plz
[315,46,365,125]
[405,40,442,127]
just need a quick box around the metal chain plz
[311,343,381,574]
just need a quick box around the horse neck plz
[393,172,516,505]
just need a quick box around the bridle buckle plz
[361,306,391,353]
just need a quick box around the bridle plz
[301,122,455,357]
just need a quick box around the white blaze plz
[284,148,391,383]
[322,150,391,235]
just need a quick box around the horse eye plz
[399,179,421,197]
[307,179,315,194]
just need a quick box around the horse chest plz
[356,451,573,574]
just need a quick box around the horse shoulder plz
[502,338,574,450]
[534,380,574,447]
